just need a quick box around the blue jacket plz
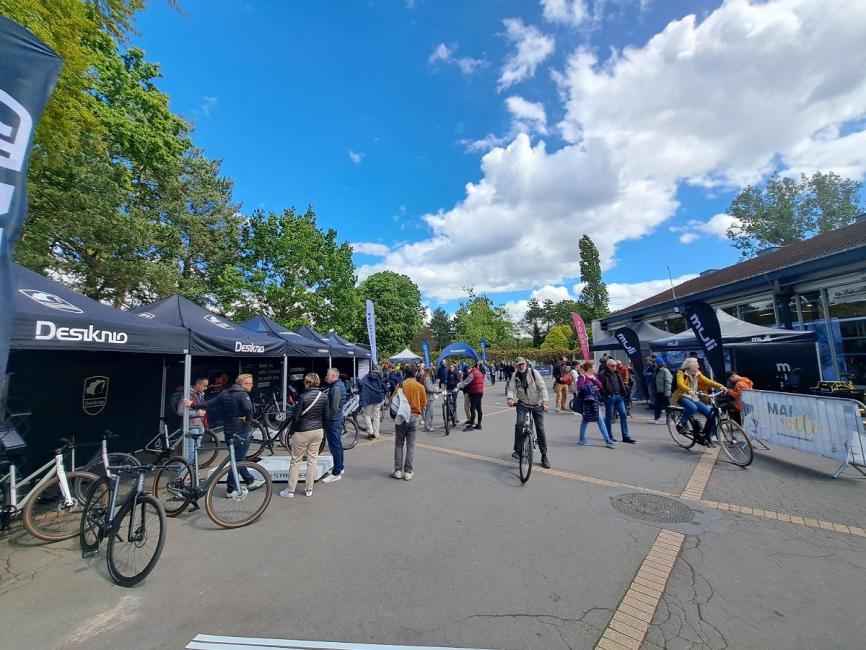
[359,371,387,406]
[387,370,403,392]
[325,379,347,422]
[436,363,448,384]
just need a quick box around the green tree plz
[727,171,864,258]
[355,271,424,358]
[578,235,609,321]
[428,307,454,350]
[540,324,574,350]
[453,289,516,349]
[531,322,543,348]
[220,207,359,332]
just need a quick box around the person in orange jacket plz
[725,371,753,424]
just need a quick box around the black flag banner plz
[0,17,63,392]
[613,326,645,398]
[684,300,725,380]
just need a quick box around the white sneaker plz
[391,469,403,479]
[651,419,661,425]
[322,472,343,483]
[304,489,313,497]
[279,489,294,498]
[404,470,414,481]
[247,478,266,490]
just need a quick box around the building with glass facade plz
[593,215,866,386]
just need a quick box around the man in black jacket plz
[598,359,636,444]
[322,368,346,482]
[213,374,265,494]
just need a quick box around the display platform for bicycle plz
[187,634,498,650]
[220,455,334,483]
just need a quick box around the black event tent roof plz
[10,264,190,354]
[649,309,816,351]
[591,321,669,351]
[240,315,330,358]
[328,330,371,358]
[293,325,356,358]
[133,296,284,357]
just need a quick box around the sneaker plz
[304,489,313,497]
[605,441,619,448]
[225,489,236,498]
[473,424,482,430]
[511,451,520,459]
[541,456,551,469]
[463,425,474,432]
[367,434,376,440]
[403,470,414,481]
[578,441,589,446]
[247,478,266,490]
[623,438,637,444]
[391,469,404,479]
[279,489,294,498]
[651,419,661,425]
[322,472,342,483]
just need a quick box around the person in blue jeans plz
[673,357,727,441]
[208,374,265,495]
[576,361,617,448]
[598,358,636,443]
[322,368,346,483]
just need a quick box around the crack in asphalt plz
[460,607,616,650]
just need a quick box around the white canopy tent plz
[389,348,422,363]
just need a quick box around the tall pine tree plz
[578,235,609,320]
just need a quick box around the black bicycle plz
[512,402,537,483]
[441,392,457,435]
[666,389,753,467]
[79,437,167,587]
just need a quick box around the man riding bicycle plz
[506,357,551,468]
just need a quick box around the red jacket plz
[467,368,485,396]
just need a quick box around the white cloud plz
[428,42,487,75]
[678,233,699,244]
[372,0,866,304]
[502,284,575,326]
[348,150,364,164]
[200,96,218,116]
[541,0,589,27]
[351,242,390,257]
[498,19,556,91]
[462,96,549,152]
[671,213,742,244]
[606,274,698,311]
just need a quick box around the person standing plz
[643,356,657,409]
[598,359,636,444]
[393,364,426,481]
[213,374,265,495]
[651,358,673,424]
[359,365,387,439]
[281,373,326,498]
[436,360,448,389]
[455,360,485,431]
[322,368,347,483]
[422,368,441,431]
[506,356,551,468]
[178,376,210,468]
[576,361,616,447]
[553,357,569,412]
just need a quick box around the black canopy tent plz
[7,265,191,468]
[293,325,356,367]
[591,321,669,352]
[649,310,816,349]
[133,296,287,439]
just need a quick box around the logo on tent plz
[138,312,156,319]
[82,376,109,415]
[204,314,234,330]
[19,289,83,314]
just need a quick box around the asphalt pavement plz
[2,379,864,649]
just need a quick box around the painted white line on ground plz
[187,634,499,650]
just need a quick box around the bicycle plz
[79,438,167,586]
[134,418,220,469]
[151,429,272,528]
[251,389,294,431]
[665,388,754,467]
[441,392,457,436]
[511,402,538,483]
[340,391,361,450]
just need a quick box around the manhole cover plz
[611,493,695,524]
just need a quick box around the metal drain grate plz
[611,493,695,524]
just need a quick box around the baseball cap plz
[515,356,527,365]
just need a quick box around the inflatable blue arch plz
[436,341,480,366]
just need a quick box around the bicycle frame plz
[2,448,76,513]
[177,437,245,501]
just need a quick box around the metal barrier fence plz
[740,389,866,478]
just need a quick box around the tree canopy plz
[354,271,424,358]
[578,235,609,320]
[453,289,516,350]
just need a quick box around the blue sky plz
[134,0,866,319]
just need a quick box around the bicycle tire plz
[341,418,359,450]
[204,460,272,528]
[263,402,284,430]
[152,456,194,517]
[22,471,99,542]
[80,452,140,501]
[246,419,269,459]
[717,419,754,467]
[197,429,220,469]
[106,494,166,587]
[442,400,451,436]
[79,475,111,553]
[519,431,533,483]
[666,411,697,449]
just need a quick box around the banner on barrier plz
[740,389,866,477]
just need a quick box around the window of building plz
[739,298,776,327]
[826,282,866,385]
[649,316,686,333]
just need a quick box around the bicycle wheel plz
[246,420,269,459]
[717,419,754,467]
[106,495,166,587]
[519,431,533,483]
[666,410,697,449]
[341,418,359,450]
[23,471,98,542]
[151,456,193,517]
[79,476,111,553]
[80,452,140,501]
[279,424,293,451]
[442,400,451,436]
[198,429,220,469]
[204,460,272,528]
[263,402,284,430]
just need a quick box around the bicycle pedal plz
[81,549,99,559]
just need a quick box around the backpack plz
[167,387,185,419]
[563,372,573,386]
[389,387,412,425]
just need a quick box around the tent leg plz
[328,355,332,369]
[159,358,167,432]
[353,356,357,382]
[182,353,192,461]
[282,355,288,413]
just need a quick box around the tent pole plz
[282,354,288,413]
[328,354,332,369]
[159,358,167,432]
[353,355,357,381]
[182,352,192,461]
